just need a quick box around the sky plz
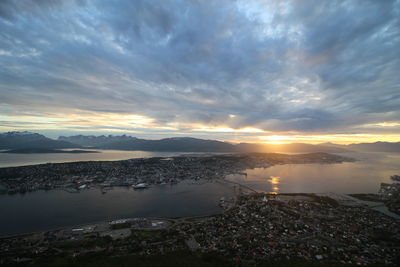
[0,0,399,144]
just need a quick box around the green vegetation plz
[131,230,163,239]
[54,236,112,250]
[5,251,386,267]
[110,222,131,230]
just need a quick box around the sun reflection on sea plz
[268,176,280,194]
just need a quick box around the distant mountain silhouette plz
[2,132,399,153]
[99,137,235,152]
[58,134,139,147]
[275,143,353,153]
[94,137,351,153]
[0,131,80,149]
[320,141,400,152]
[347,142,400,152]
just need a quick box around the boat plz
[78,184,87,190]
[132,183,148,189]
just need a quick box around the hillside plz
[58,134,140,147]
[321,141,400,153]
[3,132,399,153]
[99,137,236,152]
[347,142,400,152]
[0,131,80,149]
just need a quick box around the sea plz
[0,150,399,237]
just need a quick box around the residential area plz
[1,193,399,266]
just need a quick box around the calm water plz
[0,149,213,167]
[227,152,400,194]
[0,181,235,237]
[0,151,399,237]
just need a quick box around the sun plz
[260,135,293,144]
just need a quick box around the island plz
[0,152,354,194]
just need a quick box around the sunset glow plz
[0,0,399,144]
[1,111,400,144]
[1,1,400,265]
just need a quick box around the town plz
[1,192,399,266]
[0,152,353,195]
[3,153,399,266]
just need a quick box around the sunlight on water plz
[268,176,280,194]
[0,151,399,237]
[227,152,400,194]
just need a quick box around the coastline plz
[2,188,398,240]
[0,152,354,195]
[2,191,399,266]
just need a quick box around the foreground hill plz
[0,131,80,150]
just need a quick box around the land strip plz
[0,152,353,194]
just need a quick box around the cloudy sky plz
[0,0,399,144]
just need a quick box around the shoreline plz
[0,151,355,169]
[2,189,399,240]
[2,190,399,266]
[0,152,354,195]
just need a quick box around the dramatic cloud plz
[0,0,399,142]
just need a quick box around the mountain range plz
[1,131,399,153]
[0,131,79,150]
[59,135,351,153]
[58,134,138,147]
[322,142,400,153]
